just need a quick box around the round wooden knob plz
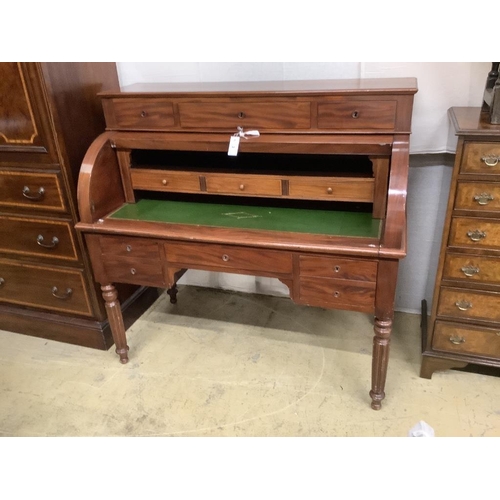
[239,184,245,191]
[162,179,168,185]
[327,187,333,194]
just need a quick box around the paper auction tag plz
[228,135,240,156]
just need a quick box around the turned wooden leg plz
[101,284,129,364]
[167,285,178,304]
[420,355,468,379]
[370,317,392,410]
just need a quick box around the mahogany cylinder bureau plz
[76,78,417,409]
[0,63,156,349]
[421,107,500,377]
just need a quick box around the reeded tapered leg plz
[101,284,129,364]
[370,317,392,410]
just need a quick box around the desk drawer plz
[0,216,78,261]
[300,255,377,281]
[165,242,293,275]
[432,321,500,359]
[103,257,165,287]
[106,98,175,130]
[0,260,91,316]
[449,217,500,250]
[461,142,500,174]
[289,177,374,202]
[130,169,201,193]
[443,254,500,285]
[178,102,311,130]
[317,99,397,130]
[205,173,282,197]
[0,171,66,213]
[99,235,160,260]
[437,287,500,323]
[299,277,375,312]
[455,182,500,212]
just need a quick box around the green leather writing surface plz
[110,199,381,238]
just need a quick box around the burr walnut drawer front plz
[299,277,375,312]
[317,99,397,130]
[455,182,500,212]
[165,242,293,276]
[0,171,66,213]
[130,169,201,193]
[300,255,378,282]
[178,102,311,130]
[205,173,282,197]
[461,142,500,174]
[437,287,500,323]
[443,254,500,284]
[432,321,500,359]
[448,217,500,250]
[99,236,160,260]
[105,98,175,130]
[0,216,78,261]
[0,260,91,316]
[289,177,375,202]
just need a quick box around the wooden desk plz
[76,78,417,409]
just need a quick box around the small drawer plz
[443,254,500,285]
[0,260,91,316]
[165,242,293,275]
[317,99,397,130]
[205,174,282,197]
[461,142,500,174]
[130,169,201,193]
[432,321,500,359]
[455,182,500,212]
[0,216,78,261]
[300,255,377,281]
[299,277,375,312]
[105,98,175,130]
[103,258,165,287]
[449,217,500,250]
[0,170,66,213]
[289,177,374,202]
[178,101,311,130]
[99,235,160,260]
[437,287,500,323]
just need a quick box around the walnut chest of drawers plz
[421,107,500,377]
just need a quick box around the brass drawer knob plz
[473,193,494,205]
[51,286,72,300]
[0,277,5,287]
[455,300,472,311]
[239,184,245,191]
[22,186,45,201]
[162,179,168,185]
[481,155,499,167]
[37,234,59,249]
[461,265,480,277]
[449,335,466,345]
[467,229,486,242]
[222,254,230,262]
[327,187,333,194]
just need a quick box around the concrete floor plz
[0,286,499,437]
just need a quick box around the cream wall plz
[115,62,490,313]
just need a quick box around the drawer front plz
[99,235,160,260]
[130,169,201,193]
[165,242,293,275]
[317,99,397,130]
[289,177,374,202]
[0,260,91,315]
[437,288,500,323]
[0,216,78,261]
[103,258,165,287]
[178,102,311,130]
[455,182,500,212]
[0,171,66,212]
[432,321,500,359]
[107,98,175,130]
[300,255,378,281]
[443,254,500,285]
[205,174,282,197]
[449,217,500,250]
[461,142,500,174]
[299,277,375,312]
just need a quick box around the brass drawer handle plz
[461,265,480,277]
[466,229,486,242]
[473,193,494,205]
[481,155,499,167]
[351,111,359,118]
[37,234,59,249]
[51,286,72,300]
[222,254,230,262]
[22,186,45,201]
[0,277,5,287]
[449,335,466,345]
[455,300,472,311]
